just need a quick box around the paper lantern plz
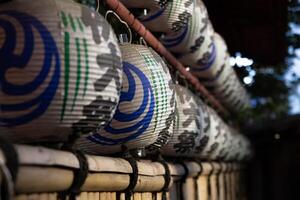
[0,0,122,142]
[222,129,252,162]
[211,73,251,112]
[161,0,214,55]
[187,33,250,112]
[188,33,230,81]
[198,106,229,160]
[161,84,210,157]
[76,44,176,154]
[209,121,234,160]
[121,0,194,34]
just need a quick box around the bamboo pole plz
[134,175,165,192]
[181,162,201,200]
[182,177,196,200]
[80,192,89,200]
[9,145,250,200]
[218,163,227,200]
[231,163,238,200]
[15,166,168,193]
[141,192,152,200]
[133,192,142,200]
[94,192,100,200]
[168,180,178,200]
[209,162,221,200]
[16,167,73,193]
[230,163,236,200]
[225,163,232,200]
[196,163,213,200]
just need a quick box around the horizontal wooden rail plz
[0,145,244,194]
[104,0,230,117]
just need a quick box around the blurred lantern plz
[0,0,122,142]
[209,120,232,160]
[199,106,228,160]
[161,0,214,56]
[77,44,175,154]
[121,0,194,34]
[223,129,253,162]
[161,84,210,157]
[189,33,251,113]
[189,33,230,81]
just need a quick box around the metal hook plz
[105,10,133,44]
[175,71,189,87]
[139,37,148,47]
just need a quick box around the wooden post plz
[196,163,213,200]
[218,163,227,200]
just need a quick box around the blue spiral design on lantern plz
[190,42,216,71]
[0,11,60,126]
[161,24,188,48]
[88,62,155,145]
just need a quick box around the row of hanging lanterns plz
[120,0,251,113]
[0,0,252,161]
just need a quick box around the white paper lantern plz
[76,44,176,154]
[188,33,231,83]
[161,0,214,56]
[211,73,251,112]
[186,33,250,112]
[209,121,233,160]
[0,0,123,142]
[121,0,194,34]
[198,106,228,159]
[161,84,210,157]
[224,129,252,162]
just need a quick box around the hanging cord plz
[58,149,89,200]
[0,136,19,200]
[152,154,171,200]
[61,131,81,150]
[117,145,139,200]
[177,161,189,200]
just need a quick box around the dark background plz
[202,0,300,199]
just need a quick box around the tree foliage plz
[235,0,300,124]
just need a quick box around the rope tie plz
[178,161,189,200]
[120,145,139,200]
[155,154,171,200]
[58,150,89,200]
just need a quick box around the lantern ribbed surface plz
[198,106,252,161]
[160,84,252,161]
[161,0,214,56]
[225,132,253,161]
[190,33,251,112]
[76,44,175,154]
[198,106,225,159]
[121,0,194,34]
[161,84,210,157]
[0,0,122,142]
[189,33,230,79]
